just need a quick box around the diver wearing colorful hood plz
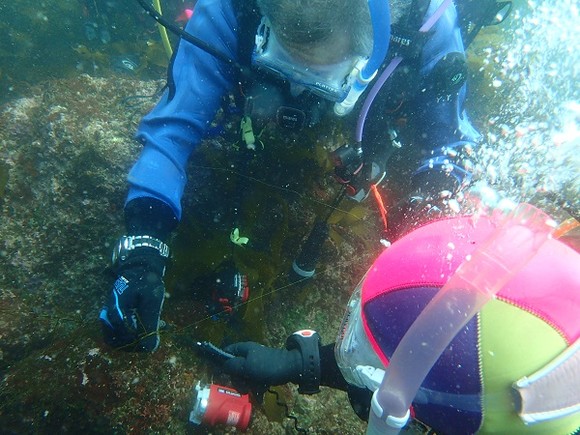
[219,212,580,434]
[100,0,482,352]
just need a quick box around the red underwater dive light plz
[189,382,252,431]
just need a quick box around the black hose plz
[135,0,250,77]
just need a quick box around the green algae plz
[0,160,8,202]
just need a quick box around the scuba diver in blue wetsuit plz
[99,0,492,352]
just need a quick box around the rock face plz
[0,76,158,318]
[0,74,374,433]
[0,75,169,432]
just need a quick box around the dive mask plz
[335,273,385,388]
[252,18,366,103]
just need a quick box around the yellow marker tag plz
[240,116,256,147]
[230,228,249,246]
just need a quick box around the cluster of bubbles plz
[473,0,579,220]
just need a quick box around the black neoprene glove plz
[343,160,387,202]
[99,198,177,352]
[332,143,387,202]
[100,248,167,352]
[222,342,303,392]
[223,330,322,395]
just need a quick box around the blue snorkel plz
[334,0,391,116]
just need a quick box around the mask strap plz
[513,338,580,424]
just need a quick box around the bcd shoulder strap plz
[389,0,432,60]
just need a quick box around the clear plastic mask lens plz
[252,18,360,102]
[335,275,385,388]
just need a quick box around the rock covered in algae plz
[0,73,383,434]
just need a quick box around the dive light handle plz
[290,220,329,282]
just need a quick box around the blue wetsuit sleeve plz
[126,0,239,220]
[410,1,481,186]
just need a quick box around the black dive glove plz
[342,160,386,202]
[223,330,321,395]
[332,144,386,202]
[99,198,177,352]
[99,238,169,352]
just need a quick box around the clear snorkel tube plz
[366,203,557,434]
[334,0,391,116]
